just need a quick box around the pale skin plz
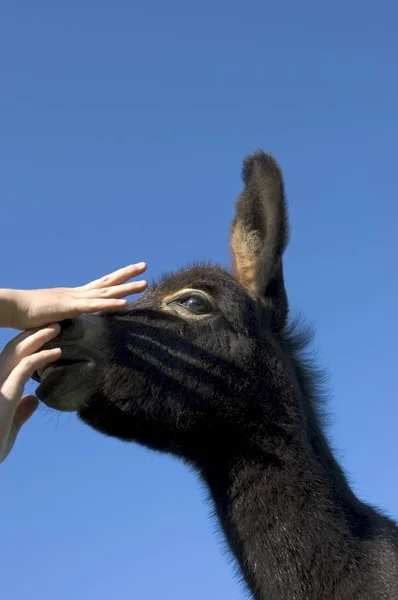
[0,263,148,463]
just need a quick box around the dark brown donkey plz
[34,152,398,600]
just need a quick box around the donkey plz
[33,151,398,600]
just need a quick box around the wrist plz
[0,289,24,328]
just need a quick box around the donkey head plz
[34,152,293,461]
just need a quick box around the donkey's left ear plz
[230,151,289,330]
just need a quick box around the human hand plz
[0,324,61,463]
[0,262,148,330]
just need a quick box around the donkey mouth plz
[32,358,87,383]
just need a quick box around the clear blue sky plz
[1,1,397,598]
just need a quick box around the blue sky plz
[1,1,397,598]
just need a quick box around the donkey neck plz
[202,442,390,599]
[196,366,393,600]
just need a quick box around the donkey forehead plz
[149,265,244,300]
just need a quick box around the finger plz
[73,298,137,314]
[83,280,148,300]
[13,394,39,430]
[3,347,62,400]
[81,263,147,291]
[0,324,61,381]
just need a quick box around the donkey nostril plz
[58,318,84,340]
[59,319,75,334]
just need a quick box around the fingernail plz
[134,262,146,269]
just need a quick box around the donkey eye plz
[174,295,212,315]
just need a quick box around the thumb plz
[13,394,39,431]
[0,395,39,463]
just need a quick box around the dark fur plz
[35,151,398,599]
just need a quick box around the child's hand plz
[0,324,61,463]
[1,262,147,330]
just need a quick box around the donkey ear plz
[230,151,289,328]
